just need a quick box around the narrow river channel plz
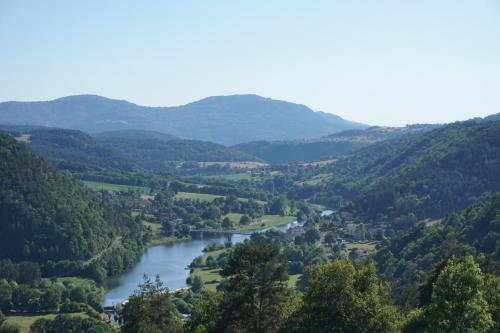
[102,221,304,306]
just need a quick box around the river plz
[102,221,303,306]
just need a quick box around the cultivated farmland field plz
[82,180,150,193]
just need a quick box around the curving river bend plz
[102,221,304,306]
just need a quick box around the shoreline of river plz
[102,218,303,306]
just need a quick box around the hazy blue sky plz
[1,0,499,125]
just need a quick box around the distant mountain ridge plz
[0,94,367,145]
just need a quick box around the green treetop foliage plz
[121,274,182,333]
[284,260,400,333]
[30,314,116,333]
[402,256,498,333]
[0,134,136,262]
[427,256,493,332]
[215,240,289,333]
[375,193,500,302]
[187,291,222,333]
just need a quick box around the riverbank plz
[102,218,302,306]
[143,214,297,248]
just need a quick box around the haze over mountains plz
[0,94,366,145]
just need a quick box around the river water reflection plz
[102,221,302,306]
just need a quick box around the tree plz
[324,231,336,244]
[304,229,320,244]
[484,274,500,333]
[288,260,400,333]
[426,256,493,333]
[0,280,12,312]
[0,324,20,333]
[269,197,288,216]
[162,221,174,237]
[0,310,5,327]
[40,287,61,311]
[121,274,182,333]
[359,223,367,241]
[191,276,204,293]
[222,217,233,229]
[216,240,289,333]
[30,315,115,333]
[239,215,250,226]
[17,262,41,285]
[188,291,222,333]
[69,286,87,303]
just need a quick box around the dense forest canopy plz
[375,193,500,302]
[96,131,261,172]
[0,134,134,262]
[291,120,500,223]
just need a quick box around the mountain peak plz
[0,94,367,145]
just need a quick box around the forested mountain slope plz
[0,126,137,174]
[234,125,435,164]
[95,129,179,141]
[0,134,135,262]
[375,193,500,301]
[296,121,500,222]
[95,130,261,172]
[0,94,366,144]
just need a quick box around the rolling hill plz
[0,125,137,174]
[95,130,260,172]
[234,125,435,164]
[292,120,500,223]
[0,94,366,145]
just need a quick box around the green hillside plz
[0,126,136,174]
[375,193,500,301]
[96,130,261,172]
[293,121,500,222]
[234,125,434,164]
[0,134,136,262]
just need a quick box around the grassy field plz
[5,313,87,333]
[223,213,243,223]
[200,173,254,181]
[82,181,149,193]
[146,236,184,247]
[140,194,155,200]
[175,192,223,202]
[175,191,266,205]
[197,161,268,169]
[141,220,188,247]
[191,268,223,292]
[288,274,302,289]
[141,220,162,232]
[14,134,31,143]
[190,248,228,291]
